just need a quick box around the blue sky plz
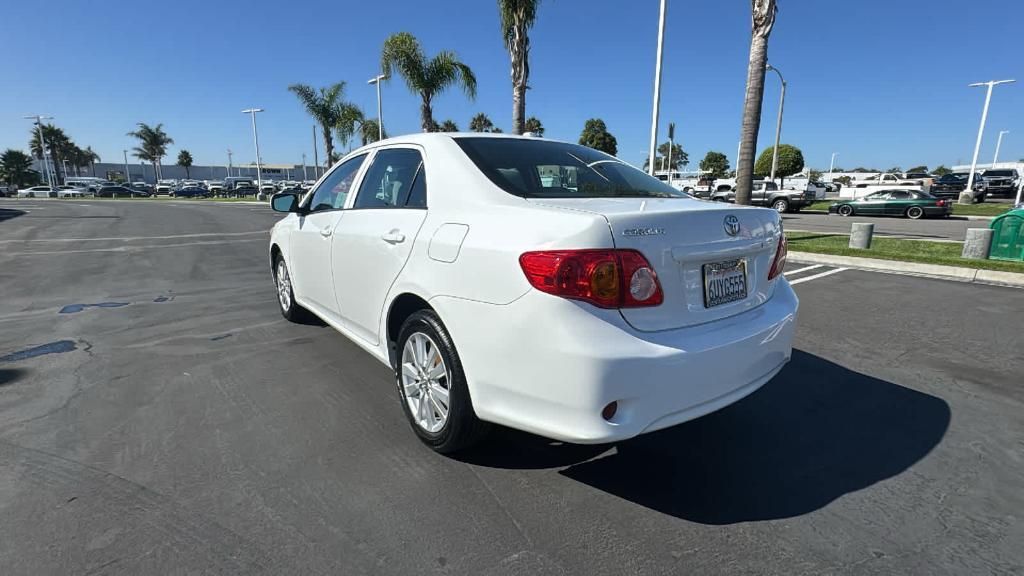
[2,0,1022,172]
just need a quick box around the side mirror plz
[271,192,303,213]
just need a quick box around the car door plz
[884,190,912,215]
[288,153,368,318]
[856,191,889,214]
[332,146,429,345]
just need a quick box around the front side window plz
[308,154,368,212]
[353,148,424,209]
[455,137,685,199]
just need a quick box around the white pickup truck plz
[839,173,928,199]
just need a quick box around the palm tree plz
[289,82,356,166]
[333,103,365,153]
[29,124,72,183]
[438,119,459,132]
[499,0,541,135]
[469,113,494,133]
[177,150,194,178]
[360,119,385,146]
[127,122,174,181]
[0,149,37,188]
[381,32,477,132]
[734,0,778,206]
[82,146,100,176]
[524,116,544,136]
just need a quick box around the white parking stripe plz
[784,264,823,277]
[789,267,848,285]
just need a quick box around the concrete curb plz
[788,251,1024,288]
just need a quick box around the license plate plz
[703,259,748,308]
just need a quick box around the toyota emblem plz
[723,215,741,236]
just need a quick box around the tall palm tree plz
[381,32,477,133]
[82,146,100,177]
[499,0,541,135]
[127,122,174,181]
[359,119,385,146]
[524,116,544,136]
[0,149,37,188]
[177,150,194,178]
[333,103,365,153]
[438,119,459,132]
[469,113,494,133]
[29,124,73,183]
[289,82,356,166]
[734,0,777,206]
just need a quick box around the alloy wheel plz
[276,260,292,311]
[401,332,451,433]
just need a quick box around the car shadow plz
[461,350,951,525]
[0,368,29,387]
[0,208,27,222]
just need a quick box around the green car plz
[828,189,953,219]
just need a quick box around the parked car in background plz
[930,173,968,199]
[0,185,8,197]
[903,172,934,187]
[710,181,815,213]
[154,183,174,195]
[232,185,259,197]
[823,181,843,195]
[18,186,56,198]
[57,185,87,198]
[65,177,106,192]
[130,182,153,193]
[171,186,208,198]
[224,177,255,190]
[978,169,1019,197]
[96,185,150,197]
[829,189,951,219]
[268,134,797,452]
[206,181,225,194]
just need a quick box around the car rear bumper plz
[431,281,798,444]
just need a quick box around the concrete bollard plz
[962,228,994,260]
[849,222,874,249]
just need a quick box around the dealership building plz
[32,159,325,184]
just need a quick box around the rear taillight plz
[767,235,788,281]
[519,249,663,308]
[936,199,946,206]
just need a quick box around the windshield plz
[983,170,1015,177]
[455,137,686,199]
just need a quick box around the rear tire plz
[772,198,790,213]
[906,206,924,219]
[273,255,313,323]
[396,310,489,453]
[837,204,854,216]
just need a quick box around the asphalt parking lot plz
[1,199,1022,575]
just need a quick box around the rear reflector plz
[519,249,663,308]
[602,401,618,421]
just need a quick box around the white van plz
[65,177,105,192]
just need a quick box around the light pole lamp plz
[241,108,265,198]
[962,79,1015,204]
[368,74,388,141]
[766,64,786,186]
[992,130,1009,167]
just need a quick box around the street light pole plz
[766,64,786,186]
[829,152,837,175]
[962,79,1015,204]
[647,0,667,176]
[227,148,233,178]
[123,150,131,183]
[302,153,308,181]
[241,108,265,198]
[312,125,320,179]
[368,74,387,141]
[24,115,55,189]
[992,130,1009,167]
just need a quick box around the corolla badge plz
[622,227,666,237]
[723,215,741,236]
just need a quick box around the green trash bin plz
[989,209,1024,261]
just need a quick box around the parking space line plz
[784,264,822,277]
[789,267,848,285]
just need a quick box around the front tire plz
[273,255,312,322]
[396,310,489,453]
[906,206,924,219]
[837,204,854,216]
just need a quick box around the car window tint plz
[308,154,367,212]
[405,165,427,208]
[889,191,911,199]
[353,148,423,209]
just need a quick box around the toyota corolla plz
[269,134,798,453]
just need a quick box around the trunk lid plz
[527,197,782,331]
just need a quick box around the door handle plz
[320,227,333,237]
[381,230,405,244]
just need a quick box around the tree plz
[469,113,495,133]
[127,122,174,181]
[334,104,366,152]
[289,82,357,165]
[438,119,459,132]
[699,151,730,179]
[735,0,778,205]
[886,166,902,174]
[835,175,852,186]
[81,146,100,176]
[808,169,823,181]
[360,119,385,145]
[524,116,544,136]
[906,165,928,174]
[491,127,504,133]
[643,141,688,172]
[932,165,952,177]
[177,150,194,178]
[29,123,74,183]
[754,145,804,184]
[0,149,37,188]
[578,118,617,156]
[499,0,541,135]
[381,32,477,133]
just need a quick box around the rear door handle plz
[320,227,333,237]
[381,230,405,244]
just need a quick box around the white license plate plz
[703,259,748,308]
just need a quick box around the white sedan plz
[269,134,798,453]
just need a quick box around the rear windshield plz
[454,137,686,199]
[983,170,1015,177]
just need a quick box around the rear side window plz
[455,137,685,199]
[353,148,424,209]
